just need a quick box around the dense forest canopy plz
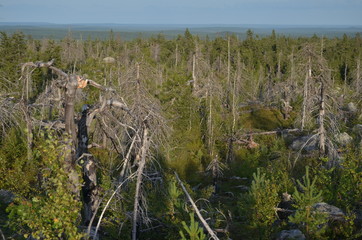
[0,29,361,239]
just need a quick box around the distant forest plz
[0,23,362,40]
[0,29,361,240]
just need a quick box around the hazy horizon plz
[1,22,361,27]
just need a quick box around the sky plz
[0,0,361,26]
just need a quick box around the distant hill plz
[0,22,361,40]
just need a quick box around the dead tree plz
[132,123,149,240]
[19,56,167,239]
[318,81,326,155]
[20,60,120,226]
[294,44,340,159]
[355,57,361,94]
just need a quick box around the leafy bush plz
[7,130,84,239]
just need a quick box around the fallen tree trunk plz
[132,124,150,240]
[174,171,219,240]
[238,128,300,138]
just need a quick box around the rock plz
[313,202,345,221]
[276,229,305,240]
[335,132,353,146]
[290,135,317,152]
[347,102,357,113]
[103,56,116,64]
[0,189,15,205]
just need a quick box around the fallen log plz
[174,172,219,240]
[238,128,300,138]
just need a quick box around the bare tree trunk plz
[23,71,33,163]
[320,37,324,57]
[78,105,99,225]
[227,37,230,87]
[344,63,348,95]
[227,53,240,163]
[20,100,33,163]
[120,134,138,180]
[319,81,326,156]
[65,75,78,144]
[208,77,214,157]
[277,51,282,80]
[175,44,179,67]
[132,125,149,240]
[301,73,307,131]
[301,56,311,131]
[64,74,81,194]
[290,48,295,87]
[356,58,360,94]
[232,54,239,136]
[192,54,197,90]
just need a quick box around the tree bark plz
[319,81,326,156]
[132,125,149,240]
[356,58,360,94]
[63,74,81,194]
[344,63,348,95]
[277,51,282,80]
[78,105,99,225]
[192,54,197,90]
[301,56,311,131]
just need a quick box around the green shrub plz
[0,127,37,196]
[7,130,84,239]
[289,166,328,240]
[238,168,280,239]
[179,212,206,240]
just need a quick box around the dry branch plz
[92,172,137,239]
[174,171,219,240]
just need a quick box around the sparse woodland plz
[0,29,361,240]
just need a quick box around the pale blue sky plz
[0,0,361,25]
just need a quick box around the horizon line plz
[1,22,362,28]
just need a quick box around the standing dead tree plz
[19,60,131,229]
[84,61,167,239]
[19,59,167,240]
[294,44,340,159]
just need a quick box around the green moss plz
[240,106,295,131]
